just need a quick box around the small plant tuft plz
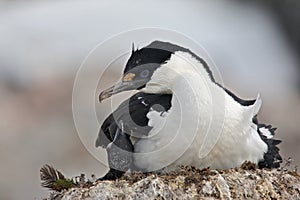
[40,164,76,191]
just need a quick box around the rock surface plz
[49,166,300,200]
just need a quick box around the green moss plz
[52,179,75,191]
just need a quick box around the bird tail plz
[244,95,282,168]
[257,123,282,168]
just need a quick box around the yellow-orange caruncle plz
[123,73,136,82]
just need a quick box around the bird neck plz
[141,51,213,95]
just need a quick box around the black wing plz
[96,92,172,148]
[96,92,172,180]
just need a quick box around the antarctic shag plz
[96,41,282,180]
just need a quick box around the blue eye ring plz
[140,69,150,78]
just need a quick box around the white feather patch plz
[259,127,273,139]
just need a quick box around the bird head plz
[99,42,172,102]
[99,41,214,102]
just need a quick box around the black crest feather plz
[132,42,135,54]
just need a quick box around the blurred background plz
[0,0,299,199]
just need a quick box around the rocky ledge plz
[47,163,300,200]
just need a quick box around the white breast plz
[133,51,268,172]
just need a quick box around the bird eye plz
[140,69,150,78]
